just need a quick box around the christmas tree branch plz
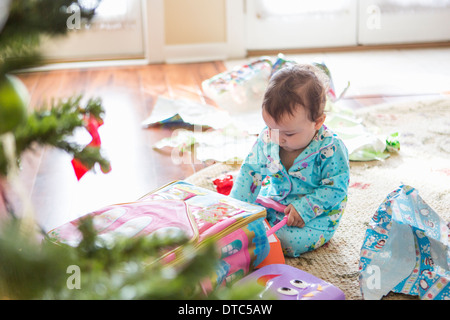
[0,215,261,300]
[0,95,109,177]
[1,0,100,74]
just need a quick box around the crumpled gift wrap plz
[359,185,450,300]
[153,127,256,164]
[141,96,232,129]
[325,110,399,161]
[201,58,273,116]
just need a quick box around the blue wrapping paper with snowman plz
[359,185,450,300]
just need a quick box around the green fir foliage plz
[0,1,110,178]
[0,1,260,300]
[0,0,97,74]
[0,96,109,176]
[0,217,261,300]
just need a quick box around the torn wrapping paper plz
[153,127,257,164]
[142,96,265,135]
[201,54,349,117]
[148,99,398,163]
[324,106,399,161]
[201,57,273,115]
[144,96,261,163]
[142,96,232,129]
[359,185,450,300]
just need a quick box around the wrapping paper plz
[359,185,450,300]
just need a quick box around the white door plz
[40,0,145,61]
[245,0,359,50]
[358,0,450,45]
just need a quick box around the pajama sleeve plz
[291,139,350,225]
[229,135,267,204]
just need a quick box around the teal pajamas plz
[229,125,350,257]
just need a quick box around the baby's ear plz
[314,114,326,130]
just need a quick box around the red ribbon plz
[71,115,109,180]
[213,175,234,195]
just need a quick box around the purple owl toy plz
[235,264,345,300]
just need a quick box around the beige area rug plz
[185,98,450,300]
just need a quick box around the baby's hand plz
[284,204,305,228]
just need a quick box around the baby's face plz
[262,105,325,153]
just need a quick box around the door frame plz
[145,0,246,64]
[34,0,247,68]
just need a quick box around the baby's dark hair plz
[262,64,329,123]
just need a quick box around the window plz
[246,0,450,50]
[358,0,450,44]
[245,0,358,50]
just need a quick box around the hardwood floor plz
[9,62,226,231]
[3,55,448,232]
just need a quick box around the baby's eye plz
[277,287,299,296]
[284,133,295,137]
